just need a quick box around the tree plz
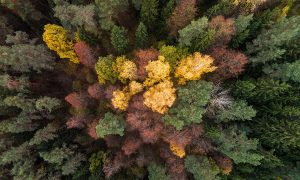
[95,112,125,138]
[113,56,138,83]
[208,127,264,166]
[54,2,98,35]
[185,155,220,180]
[95,55,118,84]
[231,14,253,48]
[178,17,209,48]
[216,100,256,123]
[35,97,61,112]
[163,80,213,130]
[166,0,197,37]
[210,47,248,79]
[135,22,148,49]
[144,56,171,86]
[111,25,129,54]
[29,122,60,145]
[263,60,300,83]
[247,16,300,65]
[74,41,97,68]
[159,45,188,70]
[148,163,170,180]
[43,24,79,64]
[175,52,216,85]
[0,44,54,73]
[140,0,159,28]
[143,80,176,114]
[208,15,235,48]
[255,118,300,149]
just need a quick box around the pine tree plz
[185,155,220,180]
[111,25,129,54]
[140,0,159,28]
[135,22,148,49]
[247,16,300,65]
[163,80,213,130]
[148,163,170,180]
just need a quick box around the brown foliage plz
[210,47,248,79]
[208,16,235,47]
[121,133,143,155]
[87,83,105,99]
[103,151,134,178]
[134,49,159,80]
[65,92,89,109]
[167,0,197,37]
[87,120,98,139]
[66,116,86,129]
[74,41,97,68]
[211,153,233,175]
[162,124,203,150]
[126,95,164,143]
[190,138,215,155]
[159,143,187,180]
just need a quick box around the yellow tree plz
[175,52,217,85]
[42,24,79,64]
[144,56,171,87]
[113,56,138,83]
[143,80,176,114]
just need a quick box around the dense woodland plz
[0,0,300,179]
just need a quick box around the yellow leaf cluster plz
[42,24,79,64]
[144,56,171,87]
[175,52,217,85]
[128,81,144,96]
[143,80,176,114]
[112,81,143,111]
[114,56,138,83]
[112,89,131,111]
[170,142,186,158]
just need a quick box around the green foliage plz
[247,16,300,65]
[231,14,253,48]
[263,60,300,83]
[163,81,213,130]
[54,2,98,35]
[29,122,59,145]
[0,142,30,165]
[178,17,209,48]
[95,55,118,84]
[190,29,215,52]
[95,112,125,138]
[209,127,264,166]
[95,0,128,31]
[135,22,148,49]
[4,95,35,112]
[111,26,130,54]
[35,97,61,112]
[159,45,188,70]
[0,44,54,73]
[147,163,170,180]
[39,145,74,165]
[61,153,86,175]
[205,0,233,18]
[256,118,300,149]
[185,155,220,180]
[161,0,176,20]
[89,151,107,173]
[140,0,159,28]
[216,100,256,123]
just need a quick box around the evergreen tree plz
[111,25,129,54]
[140,0,159,28]
[95,112,125,138]
[135,22,148,49]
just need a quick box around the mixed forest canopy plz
[0,0,300,179]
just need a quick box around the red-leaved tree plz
[167,0,197,37]
[74,41,97,68]
[210,47,248,79]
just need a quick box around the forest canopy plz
[0,0,300,179]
